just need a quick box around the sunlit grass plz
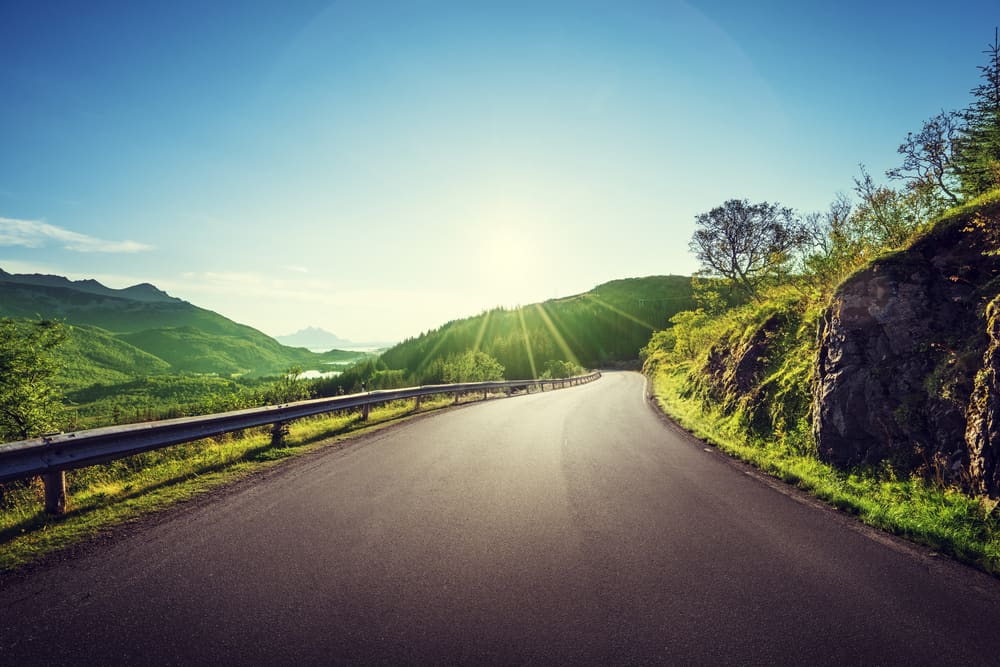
[0,393,486,572]
[651,364,1000,575]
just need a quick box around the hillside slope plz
[0,270,361,378]
[379,275,695,381]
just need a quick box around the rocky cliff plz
[813,203,1000,493]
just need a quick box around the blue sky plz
[1,1,997,341]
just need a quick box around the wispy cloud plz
[0,216,151,253]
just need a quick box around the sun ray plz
[533,303,581,366]
[472,308,493,354]
[585,294,657,330]
[517,306,538,378]
[416,327,452,375]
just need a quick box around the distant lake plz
[305,346,388,353]
[297,370,342,379]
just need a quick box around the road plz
[3,371,1000,665]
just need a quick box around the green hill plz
[378,275,695,382]
[51,324,173,391]
[117,327,355,377]
[0,279,263,337]
[0,270,365,379]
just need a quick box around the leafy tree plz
[539,359,585,379]
[664,309,714,360]
[0,319,67,441]
[795,194,854,295]
[690,275,735,315]
[887,110,964,207]
[442,351,505,382]
[261,367,313,405]
[851,165,938,251]
[689,199,808,302]
[955,28,1000,197]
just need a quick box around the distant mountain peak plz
[0,269,180,304]
[276,327,352,351]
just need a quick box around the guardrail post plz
[43,471,67,515]
[414,394,422,411]
[453,391,459,405]
[271,421,289,447]
[361,402,370,421]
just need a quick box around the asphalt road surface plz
[4,371,1000,665]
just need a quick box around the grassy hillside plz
[52,325,172,392]
[118,327,356,377]
[378,275,695,382]
[0,272,364,378]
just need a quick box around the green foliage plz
[955,29,1000,198]
[792,172,943,301]
[51,324,172,392]
[0,318,67,441]
[689,199,809,302]
[63,375,267,429]
[261,368,314,405]
[850,165,939,251]
[118,326,323,377]
[442,351,505,382]
[539,359,585,379]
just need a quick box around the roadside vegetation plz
[643,31,1000,572]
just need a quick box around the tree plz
[442,351,505,383]
[887,109,963,206]
[261,367,313,405]
[0,319,67,442]
[796,194,854,295]
[688,199,808,302]
[955,28,1000,197]
[851,165,937,251]
[539,359,584,379]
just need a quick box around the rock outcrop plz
[966,296,1000,495]
[813,205,1000,492]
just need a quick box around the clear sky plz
[1,1,997,342]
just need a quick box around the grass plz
[0,391,505,573]
[651,364,1000,575]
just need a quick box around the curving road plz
[3,371,1000,665]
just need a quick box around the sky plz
[1,0,997,342]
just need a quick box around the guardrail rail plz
[0,371,602,514]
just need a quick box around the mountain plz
[0,269,178,304]
[275,327,390,351]
[0,269,365,381]
[377,275,696,382]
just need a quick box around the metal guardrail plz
[0,372,601,513]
